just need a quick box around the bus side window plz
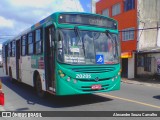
[49,27,55,48]
[11,41,15,57]
[35,29,43,54]
[8,43,12,57]
[21,35,27,56]
[57,32,63,49]
[28,32,34,55]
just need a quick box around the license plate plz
[91,84,102,90]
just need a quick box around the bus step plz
[49,87,55,92]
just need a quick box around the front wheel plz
[35,74,45,98]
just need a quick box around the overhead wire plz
[119,26,159,33]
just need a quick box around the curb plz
[0,106,5,111]
[121,79,160,88]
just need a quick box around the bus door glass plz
[16,40,21,80]
[44,26,55,91]
[4,44,8,75]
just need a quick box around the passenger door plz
[4,45,8,75]
[16,39,21,81]
[44,25,56,92]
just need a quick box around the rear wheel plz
[35,74,45,98]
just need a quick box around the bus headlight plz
[112,75,119,81]
[58,70,65,78]
[67,77,71,82]
[118,71,121,75]
[73,79,77,84]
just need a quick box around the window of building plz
[124,0,135,11]
[112,3,120,16]
[122,28,135,41]
[11,41,15,57]
[35,29,42,54]
[137,55,144,67]
[144,56,151,72]
[22,35,27,56]
[28,33,34,54]
[102,8,109,17]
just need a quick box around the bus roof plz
[3,12,118,44]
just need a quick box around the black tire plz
[35,74,45,98]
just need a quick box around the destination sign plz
[58,14,117,29]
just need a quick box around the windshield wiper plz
[106,30,117,45]
[105,30,118,58]
[105,30,113,40]
[74,26,86,56]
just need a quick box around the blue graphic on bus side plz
[96,55,104,64]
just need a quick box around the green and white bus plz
[2,12,121,97]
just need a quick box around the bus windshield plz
[57,29,119,65]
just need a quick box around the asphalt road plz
[0,68,160,120]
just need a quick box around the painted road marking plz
[122,81,160,89]
[98,93,160,109]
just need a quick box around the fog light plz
[112,78,115,81]
[58,70,65,77]
[58,70,63,74]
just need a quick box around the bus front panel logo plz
[95,77,99,82]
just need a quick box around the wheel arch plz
[9,66,12,77]
[33,70,40,88]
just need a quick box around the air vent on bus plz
[78,78,111,82]
[72,67,115,73]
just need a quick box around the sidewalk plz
[122,77,160,88]
[0,106,5,111]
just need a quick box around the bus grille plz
[72,67,115,73]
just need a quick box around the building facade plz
[96,0,137,78]
[96,0,160,79]
[0,44,2,66]
[136,0,160,78]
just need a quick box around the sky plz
[0,0,99,45]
